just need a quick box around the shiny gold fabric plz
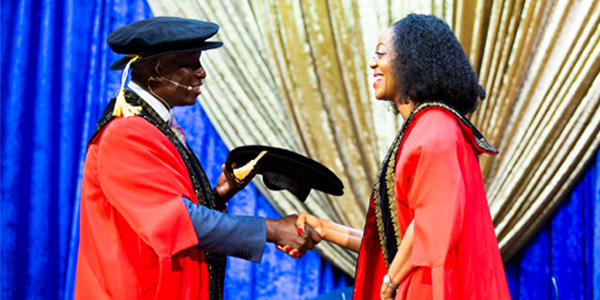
[147,0,600,275]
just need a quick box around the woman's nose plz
[369,59,376,69]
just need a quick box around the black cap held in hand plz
[226,145,344,202]
[107,16,223,70]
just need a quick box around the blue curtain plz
[1,0,349,299]
[1,0,153,299]
[505,149,600,300]
[1,1,598,300]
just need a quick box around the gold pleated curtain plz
[148,0,600,276]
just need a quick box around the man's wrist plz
[212,188,228,212]
[264,218,279,243]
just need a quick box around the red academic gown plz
[353,107,511,300]
[75,116,209,300]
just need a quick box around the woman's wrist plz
[320,219,332,239]
[383,273,399,290]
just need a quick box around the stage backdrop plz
[0,0,349,299]
[1,0,599,300]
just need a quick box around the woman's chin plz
[374,95,391,101]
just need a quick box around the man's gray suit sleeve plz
[182,197,266,263]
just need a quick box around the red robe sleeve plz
[96,116,199,258]
[400,110,467,299]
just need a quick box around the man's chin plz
[171,101,197,109]
[183,97,199,106]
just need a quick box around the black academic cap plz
[226,145,344,202]
[107,16,223,70]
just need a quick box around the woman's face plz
[369,27,399,103]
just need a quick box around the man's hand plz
[266,215,322,258]
[213,163,256,203]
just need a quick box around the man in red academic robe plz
[75,17,320,300]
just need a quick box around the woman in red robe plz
[286,14,511,300]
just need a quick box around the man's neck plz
[127,81,171,121]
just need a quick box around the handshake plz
[265,212,327,259]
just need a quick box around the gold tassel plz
[113,55,142,117]
[233,151,268,180]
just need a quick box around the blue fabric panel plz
[588,150,600,300]
[505,150,599,300]
[310,287,354,300]
[505,258,520,298]
[551,182,584,300]
[520,224,551,300]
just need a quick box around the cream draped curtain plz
[148,0,600,276]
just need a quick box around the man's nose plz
[196,67,206,78]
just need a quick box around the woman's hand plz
[267,215,321,259]
[380,220,415,299]
[276,212,326,259]
[296,212,326,238]
[277,212,363,256]
[380,281,396,300]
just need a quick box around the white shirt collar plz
[127,81,171,122]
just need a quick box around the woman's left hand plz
[380,282,396,300]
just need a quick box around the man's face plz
[154,51,206,108]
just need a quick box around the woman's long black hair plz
[391,14,485,115]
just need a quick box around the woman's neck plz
[395,99,416,119]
